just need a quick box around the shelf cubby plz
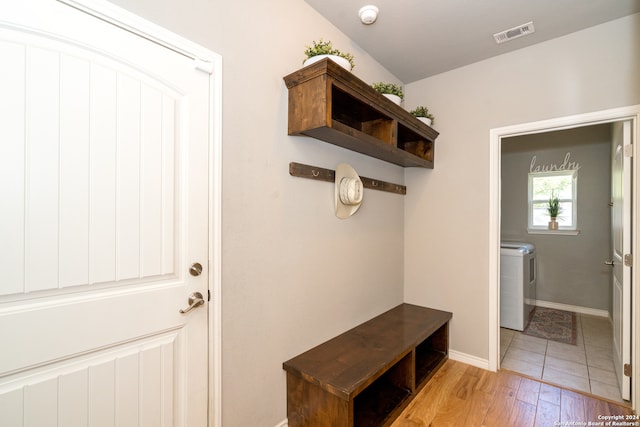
[283,59,439,168]
[415,322,449,388]
[283,304,452,426]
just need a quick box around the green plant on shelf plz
[303,39,355,69]
[371,82,404,100]
[409,106,435,124]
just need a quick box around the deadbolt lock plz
[189,262,203,277]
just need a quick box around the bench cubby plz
[283,303,452,426]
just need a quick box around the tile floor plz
[500,313,628,404]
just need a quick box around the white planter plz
[416,117,433,127]
[382,93,402,105]
[303,54,352,71]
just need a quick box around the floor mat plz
[522,307,577,345]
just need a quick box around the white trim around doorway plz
[489,105,640,411]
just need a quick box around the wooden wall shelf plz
[283,303,452,426]
[283,59,439,168]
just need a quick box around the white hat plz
[335,163,363,219]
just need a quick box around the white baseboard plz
[274,419,288,427]
[448,350,490,370]
[534,299,610,319]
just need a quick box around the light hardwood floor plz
[391,359,635,427]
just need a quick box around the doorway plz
[488,106,640,410]
[500,123,621,402]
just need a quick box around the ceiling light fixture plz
[358,5,379,25]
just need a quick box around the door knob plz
[604,260,614,266]
[179,292,205,314]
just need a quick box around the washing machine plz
[500,241,536,331]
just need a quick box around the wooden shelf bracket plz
[289,162,406,195]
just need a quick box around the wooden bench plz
[283,303,452,426]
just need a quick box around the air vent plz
[493,21,535,44]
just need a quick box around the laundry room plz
[501,124,612,315]
[498,122,626,400]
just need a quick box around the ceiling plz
[304,0,640,83]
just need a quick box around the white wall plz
[404,14,640,361]
[107,0,406,425]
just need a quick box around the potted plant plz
[371,82,404,105]
[547,194,561,230]
[303,39,355,71]
[409,106,435,127]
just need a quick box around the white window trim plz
[527,169,578,231]
[527,229,581,236]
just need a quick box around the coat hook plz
[289,162,406,195]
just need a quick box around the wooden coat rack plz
[289,162,406,195]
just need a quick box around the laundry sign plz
[530,152,581,173]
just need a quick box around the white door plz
[0,1,212,425]
[611,120,632,401]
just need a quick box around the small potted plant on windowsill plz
[409,106,435,127]
[303,39,355,71]
[548,194,561,230]
[371,82,404,106]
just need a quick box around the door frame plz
[56,0,223,425]
[489,105,640,410]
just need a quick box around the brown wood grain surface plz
[283,58,438,168]
[283,303,452,426]
[391,360,634,427]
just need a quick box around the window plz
[528,170,577,230]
